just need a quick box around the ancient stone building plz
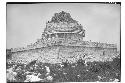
[10,11,117,52]
[9,11,118,65]
[42,11,85,46]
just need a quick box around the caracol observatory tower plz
[42,11,85,46]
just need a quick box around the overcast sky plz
[7,3,120,50]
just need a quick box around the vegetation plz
[6,56,120,82]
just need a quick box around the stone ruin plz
[11,11,117,52]
[8,11,118,64]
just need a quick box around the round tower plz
[42,11,85,46]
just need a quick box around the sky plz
[7,3,120,50]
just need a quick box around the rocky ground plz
[6,56,120,82]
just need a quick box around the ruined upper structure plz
[50,11,77,23]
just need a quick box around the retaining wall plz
[8,45,118,65]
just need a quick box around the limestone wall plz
[8,45,118,65]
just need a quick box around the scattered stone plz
[25,74,43,82]
[46,75,53,81]
[113,78,119,82]
[45,66,50,75]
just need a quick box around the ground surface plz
[6,57,120,82]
